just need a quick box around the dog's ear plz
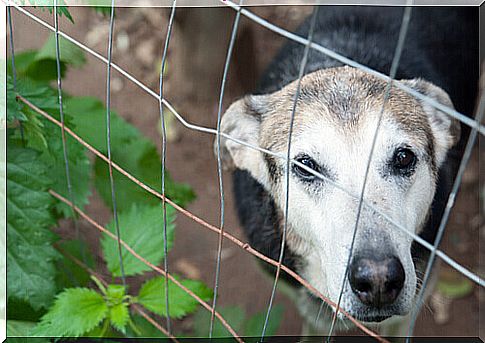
[401,79,461,166]
[215,95,270,186]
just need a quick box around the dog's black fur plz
[233,7,479,285]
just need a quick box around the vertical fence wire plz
[326,4,413,338]
[406,83,485,338]
[209,2,243,338]
[260,7,319,341]
[7,4,25,145]
[53,0,82,257]
[105,0,127,288]
[158,0,177,334]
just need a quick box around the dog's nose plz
[348,255,405,308]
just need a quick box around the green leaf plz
[32,288,108,337]
[137,276,213,319]
[35,33,85,68]
[101,204,176,277]
[7,51,38,78]
[38,119,92,218]
[7,320,36,336]
[7,145,60,310]
[6,77,25,123]
[109,303,129,334]
[192,305,245,338]
[22,0,73,23]
[8,50,62,82]
[25,59,67,82]
[55,239,94,289]
[244,304,284,337]
[64,96,196,210]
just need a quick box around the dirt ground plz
[9,6,483,338]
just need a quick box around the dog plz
[215,6,478,336]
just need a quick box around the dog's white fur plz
[217,67,460,334]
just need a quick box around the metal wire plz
[210,1,243,338]
[327,5,413,338]
[9,5,485,340]
[10,3,485,289]
[7,4,25,145]
[105,0,126,288]
[406,86,485,338]
[53,0,83,261]
[220,0,485,137]
[48,189,244,343]
[158,0,177,334]
[260,7,319,341]
[21,93,385,342]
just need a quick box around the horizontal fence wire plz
[47,188,244,343]
[327,4,412,338]
[10,4,485,289]
[220,0,485,136]
[261,6,319,340]
[54,242,178,342]
[16,95,387,342]
[406,81,485,338]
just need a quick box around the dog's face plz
[217,67,460,322]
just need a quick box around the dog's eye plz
[392,148,417,171]
[293,155,319,180]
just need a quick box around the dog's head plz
[216,66,460,322]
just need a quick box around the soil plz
[9,6,483,339]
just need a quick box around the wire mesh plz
[10,4,483,289]
[260,6,319,340]
[327,4,413,338]
[7,2,484,341]
[16,94,386,341]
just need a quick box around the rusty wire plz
[18,94,387,342]
[10,3,484,288]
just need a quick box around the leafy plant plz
[7,14,209,339]
[7,9,287,339]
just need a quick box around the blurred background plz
[8,5,483,337]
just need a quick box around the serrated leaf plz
[55,239,94,289]
[101,204,175,277]
[109,302,129,334]
[137,276,213,319]
[192,305,245,338]
[7,145,60,310]
[244,304,284,337]
[35,33,85,68]
[32,288,108,337]
[22,0,74,22]
[64,96,196,210]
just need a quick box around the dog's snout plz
[348,255,405,308]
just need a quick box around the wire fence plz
[6,1,484,341]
